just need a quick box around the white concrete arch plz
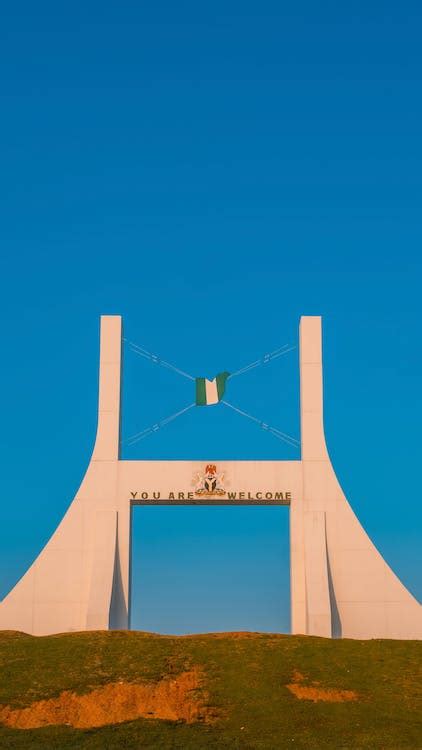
[0,315,421,638]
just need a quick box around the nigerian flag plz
[196,372,230,406]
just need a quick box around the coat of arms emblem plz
[194,464,226,497]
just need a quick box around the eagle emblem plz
[194,464,226,497]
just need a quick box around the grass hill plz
[0,630,421,749]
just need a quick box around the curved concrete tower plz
[0,315,421,638]
[292,317,422,639]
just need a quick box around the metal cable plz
[221,400,300,448]
[229,344,296,379]
[124,338,195,381]
[124,403,196,447]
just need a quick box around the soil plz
[0,668,213,729]
[286,668,358,702]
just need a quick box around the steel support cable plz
[221,400,300,448]
[124,338,195,382]
[124,403,196,447]
[229,344,296,379]
[125,337,296,384]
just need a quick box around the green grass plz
[0,630,421,749]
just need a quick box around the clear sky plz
[1,1,421,634]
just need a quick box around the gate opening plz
[131,505,290,635]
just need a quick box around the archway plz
[1,315,421,639]
[130,504,290,634]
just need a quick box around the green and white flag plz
[196,372,230,406]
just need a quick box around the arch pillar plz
[0,316,129,634]
[291,316,422,639]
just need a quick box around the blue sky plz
[0,1,421,634]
